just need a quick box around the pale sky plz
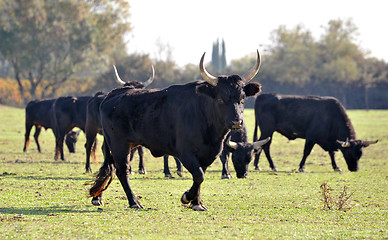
[126,0,388,66]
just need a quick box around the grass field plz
[0,104,387,239]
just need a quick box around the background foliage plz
[0,1,388,109]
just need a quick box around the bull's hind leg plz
[175,157,183,177]
[163,155,173,178]
[112,143,143,209]
[23,123,33,152]
[179,154,207,211]
[137,146,146,174]
[90,139,115,206]
[164,156,183,178]
[85,129,98,173]
[258,134,278,171]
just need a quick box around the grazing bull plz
[220,124,270,179]
[64,129,81,153]
[89,50,265,211]
[23,99,79,153]
[84,65,154,173]
[52,96,92,161]
[253,93,378,172]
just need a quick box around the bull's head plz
[227,137,270,178]
[196,50,262,130]
[65,130,81,153]
[337,139,378,171]
[113,65,155,89]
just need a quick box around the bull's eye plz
[217,98,224,104]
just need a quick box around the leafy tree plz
[265,24,317,87]
[181,63,201,83]
[317,19,363,105]
[153,59,182,88]
[0,0,131,104]
[359,57,388,109]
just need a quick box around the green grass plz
[0,105,387,239]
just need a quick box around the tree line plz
[0,1,387,109]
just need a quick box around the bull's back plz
[100,81,218,157]
[255,93,346,140]
[25,99,55,128]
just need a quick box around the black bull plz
[220,124,270,179]
[89,51,264,211]
[253,93,378,172]
[23,99,80,154]
[84,65,158,174]
[52,96,92,161]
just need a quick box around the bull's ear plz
[244,82,261,97]
[196,84,216,99]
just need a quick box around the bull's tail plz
[91,138,100,166]
[89,143,115,197]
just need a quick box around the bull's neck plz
[201,100,230,143]
[338,116,357,141]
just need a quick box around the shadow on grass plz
[0,174,91,181]
[0,205,160,216]
[0,206,96,216]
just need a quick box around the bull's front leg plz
[220,151,232,179]
[179,154,208,211]
[329,151,342,172]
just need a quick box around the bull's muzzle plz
[231,120,243,129]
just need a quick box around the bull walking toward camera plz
[89,51,265,211]
[253,93,378,172]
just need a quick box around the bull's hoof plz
[181,192,190,204]
[298,168,305,172]
[254,166,261,171]
[138,169,147,175]
[177,171,183,177]
[91,198,103,206]
[221,174,232,179]
[165,174,174,178]
[130,204,144,209]
[272,167,279,172]
[191,204,208,211]
[334,167,342,172]
[85,169,93,174]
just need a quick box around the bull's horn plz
[199,52,218,86]
[241,50,262,84]
[226,136,238,150]
[337,139,351,148]
[113,65,126,85]
[362,140,378,147]
[253,137,271,150]
[142,65,155,88]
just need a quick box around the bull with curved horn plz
[113,64,155,88]
[90,50,263,211]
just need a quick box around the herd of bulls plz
[23,51,378,211]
